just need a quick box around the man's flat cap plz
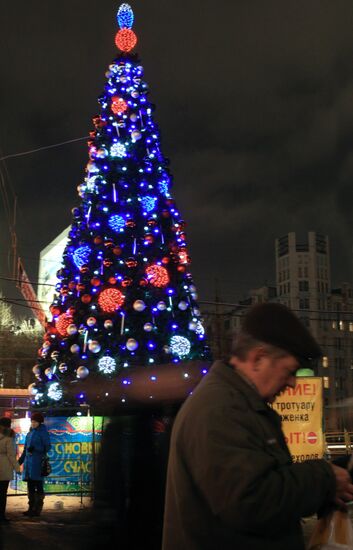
[242,303,321,365]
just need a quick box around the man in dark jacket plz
[162,303,353,550]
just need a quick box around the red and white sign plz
[17,258,46,327]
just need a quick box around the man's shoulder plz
[175,365,250,427]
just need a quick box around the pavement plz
[1,494,352,549]
[1,495,93,550]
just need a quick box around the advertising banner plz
[12,416,105,493]
[272,377,324,462]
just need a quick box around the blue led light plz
[141,196,157,212]
[109,214,125,232]
[117,3,134,29]
[73,246,91,268]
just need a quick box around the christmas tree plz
[29,3,210,409]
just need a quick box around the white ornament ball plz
[51,350,60,360]
[193,308,201,317]
[88,340,101,353]
[131,130,142,142]
[120,75,128,83]
[42,342,51,350]
[59,363,68,373]
[157,301,166,311]
[28,383,38,396]
[191,292,198,300]
[189,285,196,292]
[143,323,154,332]
[126,338,138,351]
[77,366,89,379]
[45,368,53,377]
[104,319,114,330]
[163,345,171,354]
[86,317,97,327]
[70,344,80,354]
[32,365,41,375]
[133,300,146,312]
[67,324,78,336]
[130,113,138,122]
[178,301,188,311]
[131,90,140,98]
[188,321,197,331]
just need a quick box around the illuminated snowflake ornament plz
[170,336,191,358]
[141,196,157,212]
[109,214,125,232]
[48,382,63,402]
[110,142,127,158]
[98,356,117,374]
[73,246,91,268]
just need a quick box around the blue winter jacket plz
[19,424,51,481]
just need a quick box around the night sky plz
[2,0,353,316]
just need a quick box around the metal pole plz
[80,441,83,508]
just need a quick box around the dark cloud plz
[1,0,353,310]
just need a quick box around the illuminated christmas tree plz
[30,3,210,408]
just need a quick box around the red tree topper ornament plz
[115,28,137,52]
[145,265,170,288]
[56,314,73,337]
[98,288,125,312]
[111,96,128,115]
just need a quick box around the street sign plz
[272,377,324,462]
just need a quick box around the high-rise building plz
[275,232,353,430]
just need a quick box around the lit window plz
[332,321,337,330]
[349,323,353,332]
[323,377,330,389]
[322,356,329,368]
[339,321,344,331]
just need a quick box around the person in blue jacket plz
[19,412,51,517]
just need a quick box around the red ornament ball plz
[126,219,136,228]
[144,234,154,244]
[98,288,125,312]
[145,265,170,288]
[111,96,128,115]
[113,246,122,256]
[125,257,138,268]
[103,258,113,268]
[91,277,101,287]
[108,276,117,285]
[94,236,103,245]
[81,294,92,304]
[115,29,137,52]
[56,314,73,337]
[122,277,133,287]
